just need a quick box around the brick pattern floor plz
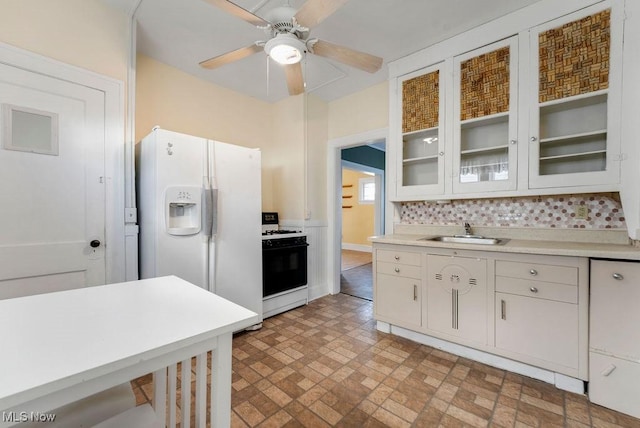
[132,294,640,427]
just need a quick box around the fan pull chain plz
[266,55,270,97]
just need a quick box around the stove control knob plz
[264,240,273,247]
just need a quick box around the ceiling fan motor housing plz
[264,5,309,39]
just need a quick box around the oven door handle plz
[263,243,309,251]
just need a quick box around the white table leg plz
[195,353,207,428]
[153,368,167,427]
[211,332,232,428]
[180,358,191,428]
[168,363,177,427]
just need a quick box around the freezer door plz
[138,129,209,289]
[208,140,263,319]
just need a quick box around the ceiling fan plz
[198,0,383,96]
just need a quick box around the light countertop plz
[371,232,640,261]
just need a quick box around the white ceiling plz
[102,0,544,103]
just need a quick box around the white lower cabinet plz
[589,259,640,418]
[426,255,487,344]
[495,293,579,370]
[376,274,422,329]
[373,244,589,381]
[589,353,640,419]
[374,247,424,331]
[493,256,587,378]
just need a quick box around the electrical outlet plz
[575,205,588,219]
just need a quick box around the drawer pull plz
[529,269,538,276]
[394,267,400,273]
[612,273,624,280]
[529,287,538,293]
[394,255,400,260]
[601,364,617,377]
[501,299,506,320]
[413,284,417,301]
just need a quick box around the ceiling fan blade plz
[312,40,383,73]
[199,44,263,69]
[294,0,349,29]
[284,62,305,96]
[200,0,270,27]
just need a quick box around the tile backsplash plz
[400,193,626,229]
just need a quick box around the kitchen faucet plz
[463,222,472,236]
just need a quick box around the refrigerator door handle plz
[210,188,218,237]
[202,187,213,237]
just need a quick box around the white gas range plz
[261,213,308,318]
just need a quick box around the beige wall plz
[305,94,329,222]
[135,54,280,210]
[341,169,375,246]
[0,0,128,82]
[328,81,389,139]
[268,95,305,220]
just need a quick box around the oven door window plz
[263,244,307,297]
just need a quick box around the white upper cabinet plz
[396,63,446,198]
[528,6,622,189]
[389,0,623,201]
[453,37,519,194]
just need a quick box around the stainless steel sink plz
[419,235,508,245]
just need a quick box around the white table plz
[0,276,259,427]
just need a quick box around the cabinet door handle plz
[413,284,417,301]
[438,151,444,156]
[601,364,617,377]
[612,273,624,280]
[394,255,400,260]
[530,136,537,142]
[394,267,400,273]
[501,299,506,320]
[529,269,538,276]
[529,287,538,293]
[510,139,517,145]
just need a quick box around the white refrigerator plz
[137,128,262,326]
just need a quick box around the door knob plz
[90,240,101,248]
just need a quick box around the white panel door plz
[0,62,105,299]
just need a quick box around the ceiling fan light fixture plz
[265,34,306,65]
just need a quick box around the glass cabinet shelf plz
[537,92,609,177]
[539,129,606,144]
[460,144,509,155]
[403,155,439,163]
[540,150,606,161]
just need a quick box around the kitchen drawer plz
[589,352,640,419]
[377,261,422,279]
[376,249,422,266]
[495,276,577,304]
[496,260,577,285]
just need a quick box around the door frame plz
[327,128,389,295]
[0,42,126,284]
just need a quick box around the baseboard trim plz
[341,243,372,253]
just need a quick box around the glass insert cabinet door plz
[397,62,445,197]
[528,6,621,189]
[452,36,518,194]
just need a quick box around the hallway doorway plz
[338,145,384,301]
[327,128,388,296]
[340,249,373,300]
